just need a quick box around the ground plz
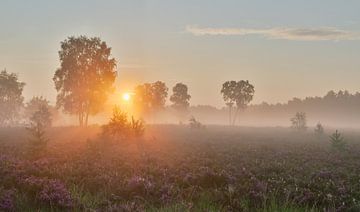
[1,125,360,211]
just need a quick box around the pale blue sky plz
[1,0,360,107]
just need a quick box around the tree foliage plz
[0,69,25,126]
[53,36,117,126]
[291,112,307,131]
[133,81,168,117]
[25,96,55,124]
[221,80,254,125]
[170,83,191,110]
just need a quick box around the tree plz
[133,81,168,120]
[170,83,191,122]
[0,69,25,126]
[329,130,346,151]
[53,36,117,126]
[221,80,255,126]
[27,105,52,155]
[290,112,307,131]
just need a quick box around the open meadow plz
[1,126,360,211]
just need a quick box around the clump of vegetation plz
[26,105,52,156]
[290,112,307,131]
[0,69,25,127]
[189,116,204,129]
[330,130,346,151]
[102,105,145,140]
[314,122,324,135]
[130,116,145,137]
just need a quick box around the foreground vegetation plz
[1,126,360,211]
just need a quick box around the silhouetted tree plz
[53,36,117,126]
[25,96,55,123]
[221,80,254,125]
[291,112,307,131]
[0,69,25,126]
[170,83,191,122]
[133,81,168,120]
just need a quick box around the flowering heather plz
[0,126,360,211]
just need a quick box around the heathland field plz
[1,126,360,211]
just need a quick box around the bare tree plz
[221,80,254,126]
[53,36,117,126]
[0,69,25,126]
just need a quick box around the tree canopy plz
[133,81,168,118]
[170,83,191,111]
[53,36,117,126]
[221,80,254,125]
[0,69,25,126]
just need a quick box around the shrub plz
[314,122,324,135]
[102,105,145,140]
[102,106,129,140]
[189,116,204,129]
[329,130,346,151]
[130,116,145,137]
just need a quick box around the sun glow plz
[122,93,131,102]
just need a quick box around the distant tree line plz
[3,34,360,128]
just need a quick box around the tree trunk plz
[85,112,89,127]
[228,105,232,126]
[232,107,239,126]
[78,112,83,127]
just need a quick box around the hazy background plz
[1,0,360,108]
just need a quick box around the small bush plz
[314,122,324,135]
[101,105,145,140]
[130,116,145,137]
[189,116,204,129]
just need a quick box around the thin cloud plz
[186,25,360,41]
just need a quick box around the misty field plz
[0,126,360,211]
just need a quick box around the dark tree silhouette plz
[170,83,191,122]
[0,69,25,126]
[221,80,255,125]
[133,81,168,120]
[53,36,117,126]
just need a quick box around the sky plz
[1,0,360,107]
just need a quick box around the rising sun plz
[122,93,131,102]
